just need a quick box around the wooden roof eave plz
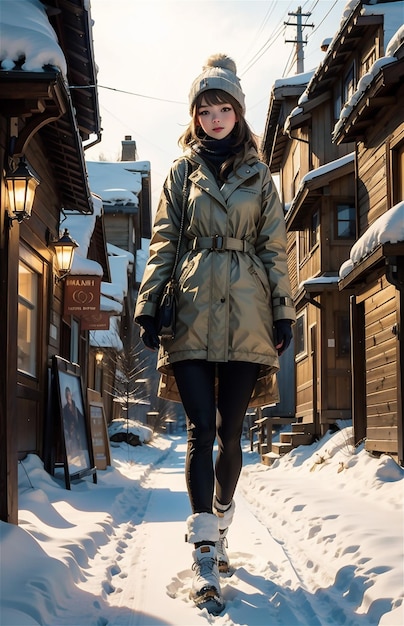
[286,90,332,133]
[333,56,404,144]
[306,11,383,99]
[0,69,93,214]
[286,158,355,230]
[88,215,111,282]
[45,0,101,140]
[262,83,308,165]
[339,242,404,290]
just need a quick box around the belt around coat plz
[188,235,255,254]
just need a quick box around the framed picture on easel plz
[52,356,97,488]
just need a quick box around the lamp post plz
[5,158,40,223]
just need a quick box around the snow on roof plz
[333,53,399,139]
[69,254,103,277]
[300,276,340,290]
[285,1,404,132]
[298,153,355,186]
[62,212,96,257]
[0,0,67,75]
[86,161,147,207]
[328,0,404,77]
[100,294,122,314]
[108,247,134,300]
[60,212,102,276]
[286,154,355,209]
[273,70,314,91]
[101,281,125,305]
[339,201,404,279]
[118,161,151,174]
[107,242,134,264]
[89,316,123,351]
[90,194,104,218]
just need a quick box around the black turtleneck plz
[194,135,240,181]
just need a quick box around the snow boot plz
[216,527,230,573]
[213,498,235,574]
[190,545,224,614]
[186,512,224,614]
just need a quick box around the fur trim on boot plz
[213,497,235,531]
[186,512,220,544]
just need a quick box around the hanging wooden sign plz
[64,275,101,316]
[81,311,110,330]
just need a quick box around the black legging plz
[172,360,260,513]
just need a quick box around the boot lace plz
[192,555,216,576]
[216,535,228,558]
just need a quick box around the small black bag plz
[156,160,189,339]
[157,279,177,339]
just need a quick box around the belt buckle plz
[212,234,224,251]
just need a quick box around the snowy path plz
[95,439,384,626]
[112,440,304,626]
[8,431,403,625]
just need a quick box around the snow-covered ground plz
[1,425,403,626]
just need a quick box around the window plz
[343,64,355,106]
[336,204,356,239]
[18,261,38,376]
[361,47,376,76]
[295,310,307,359]
[334,90,342,121]
[392,141,404,204]
[292,144,300,197]
[298,230,308,261]
[310,210,320,249]
[336,312,350,357]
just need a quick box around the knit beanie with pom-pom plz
[188,53,245,115]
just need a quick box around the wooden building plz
[0,0,101,522]
[85,141,152,423]
[262,0,404,463]
[334,7,404,464]
[262,53,356,437]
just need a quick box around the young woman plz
[135,53,295,614]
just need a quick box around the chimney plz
[121,135,137,161]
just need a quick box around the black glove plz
[137,315,160,351]
[274,319,293,356]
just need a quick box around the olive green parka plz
[135,149,296,407]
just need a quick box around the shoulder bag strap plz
[169,159,189,281]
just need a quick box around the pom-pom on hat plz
[188,53,245,115]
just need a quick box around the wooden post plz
[0,213,19,523]
[350,295,366,446]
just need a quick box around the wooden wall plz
[360,277,398,455]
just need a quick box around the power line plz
[308,0,339,38]
[240,20,286,76]
[70,83,185,105]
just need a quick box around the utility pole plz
[284,6,314,74]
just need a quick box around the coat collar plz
[186,150,261,209]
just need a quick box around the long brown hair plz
[179,89,259,179]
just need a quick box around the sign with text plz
[81,311,110,330]
[88,400,111,470]
[64,275,101,317]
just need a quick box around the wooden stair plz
[261,421,316,466]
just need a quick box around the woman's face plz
[197,97,237,140]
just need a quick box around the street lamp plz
[5,157,40,223]
[95,350,104,365]
[50,228,78,281]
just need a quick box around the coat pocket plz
[248,264,269,295]
[178,258,195,290]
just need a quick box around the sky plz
[1,423,403,625]
[84,0,346,210]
